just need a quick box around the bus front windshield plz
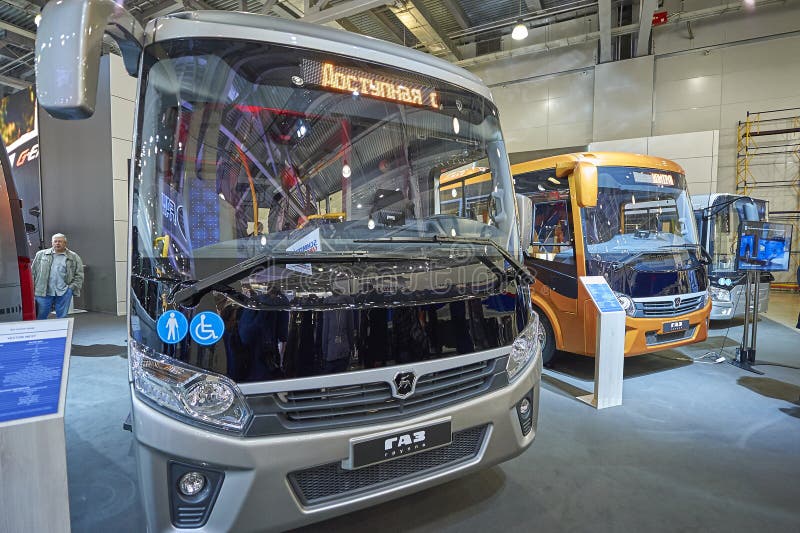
[581,166,699,258]
[132,39,513,285]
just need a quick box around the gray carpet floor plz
[62,312,800,532]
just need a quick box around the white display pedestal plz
[576,276,626,410]
[0,318,73,532]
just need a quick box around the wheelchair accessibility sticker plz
[190,312,224,346]
[157,311,188,344]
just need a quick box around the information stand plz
[0,318,73,533]
[730,220,793,375]
[577,277,626,409]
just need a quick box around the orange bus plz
[511,152,711,364]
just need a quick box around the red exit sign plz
[652,10,668,26]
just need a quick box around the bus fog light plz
[506,315,541,381]
[518,397,531,418]
[178,472,206,496]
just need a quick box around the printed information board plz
[582,276,624,313]
[0,319,72,425]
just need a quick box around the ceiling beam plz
[0,20,35,41]
[0,73,31,90]
[371,9,407,44]
[391,0,461,61]
[302,0,392,24]
[0,29,35,50]
[525,0,543,12]
[140,0,184,19]
[439,0,470,29]
[598,0,612,62]
[260,0,277,14]
[636,0,657,56]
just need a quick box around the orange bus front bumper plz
[623,300,711,357]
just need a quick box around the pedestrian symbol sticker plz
[157,311,188,344]
[190,311,224,346]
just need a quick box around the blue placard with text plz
[583,278,624,314]
[0,321,70,424]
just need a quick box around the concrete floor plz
[63,312,800,533]
[764,290,800,330]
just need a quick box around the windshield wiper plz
[353,236,534,285]
[171,251,416,306]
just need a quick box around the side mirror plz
[36,0,143,119]
[573,162,598,208]
[25,223,37,234]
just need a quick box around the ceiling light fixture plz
[512,0,528,40]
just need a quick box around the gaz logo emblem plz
[393,371,417,399]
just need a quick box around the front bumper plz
[131,357,541,532]
[710,284,770,320]
[623,300,711,356]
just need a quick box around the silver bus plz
[693,193,770,320]
[36,2,543,530]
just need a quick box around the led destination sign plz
[633,171,675,186]
[305,61,440,109]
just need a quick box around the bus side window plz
[528,200,575,264]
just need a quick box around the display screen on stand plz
[736,221,794,272]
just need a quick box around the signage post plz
[577,276,625,409]
[0,318,73,532]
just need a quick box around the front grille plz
[288,425,487,505]
[639,294,705,317]
[646,326,697,346]
[246,358,505,434]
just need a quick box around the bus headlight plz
[129,340,251,433]
[709,286,731,302]
[613,291,635,317]
[506,314,542,381]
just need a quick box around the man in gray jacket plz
[32,233,84,319]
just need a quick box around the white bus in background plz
[35,2,543,531]
[693,193,770,320]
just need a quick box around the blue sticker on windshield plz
[157,311,189,344]
[190,312,224,346]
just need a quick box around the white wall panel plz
[112,179,128,223]
[115,261,127,311]
[469,43,596,87]
[593,56,654,141]
[109,54,137,102]
[548,121,593,148]
[653,107,721,136]
[647,131,717,160]
[588,137,648,154]
[655,50,722,82]
[655,75,722,112]
[111,138,132,181]
[114,221,127,265]
[110,96,135,142]
[653,3,800,55]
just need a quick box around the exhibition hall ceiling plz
[0,0,600,95]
